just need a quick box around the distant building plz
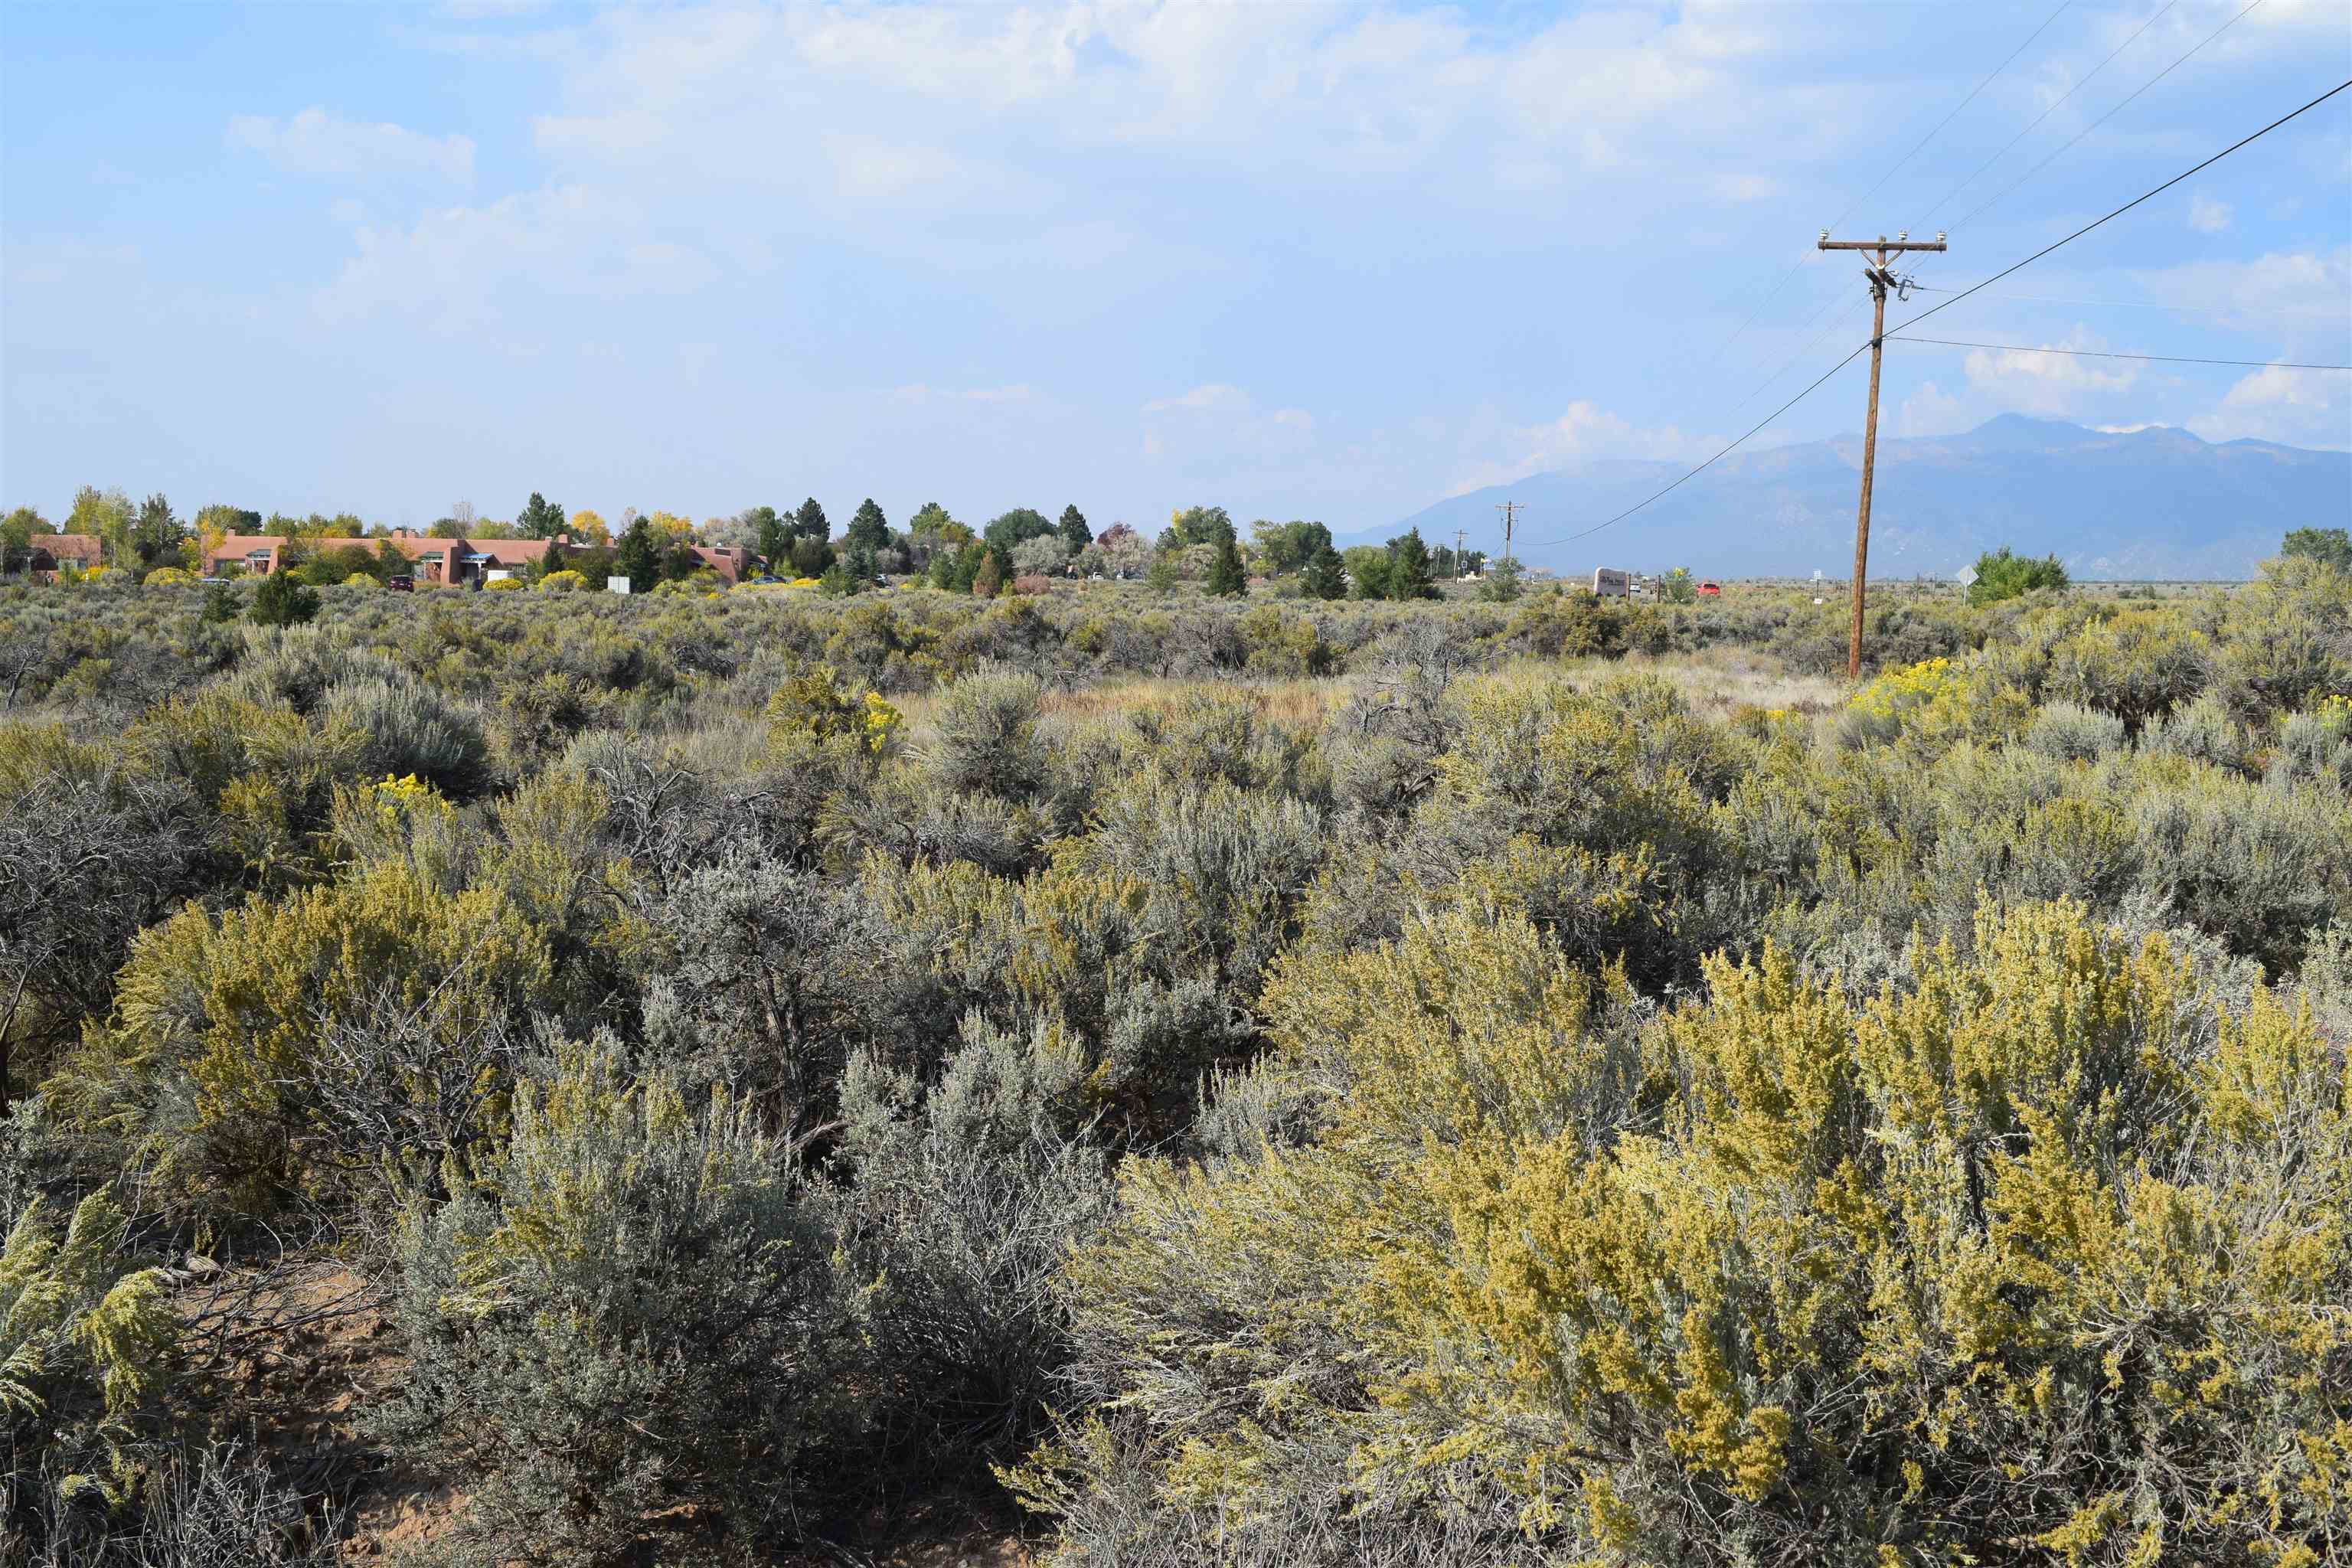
[206,529,547,586]
[200,531,750,589]
[18,534,103,582]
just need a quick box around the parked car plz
[387,575,416,593]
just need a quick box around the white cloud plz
[2132,246,2352,332]
[1448,400,1713,492]
[1143,384,1252,415]
[1898,379,1971,439]
[312,185,717,331]
[227,107,475,185]
[2187,193,2233,234]
[1956,326,2141,416]
[1139,383,1318,466]
[2186,364,2350,449]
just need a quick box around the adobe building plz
[18,534,103,582]
[204,530,750,587]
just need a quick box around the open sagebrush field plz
[3,559,2348,1567]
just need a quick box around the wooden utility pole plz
[1495,500,1521,565]
[1818,230,1945,681]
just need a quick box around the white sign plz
[607,579,633,595]
[1956,566,1978,586]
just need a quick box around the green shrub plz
[1966,544,2068,605]
[316,671,495,800]
[2022,699,2125,762]
[2,1190,175,1528]
[2126,766,2352,971]
[2047,607,2210,731]
[2141,689,2252,774]
[245,570,318,629]
[1027,901,2352,1566]
[384,1040,850,1563]
[2272,694,2352,792]
[929,668,1047,800]
[835,1017,1111,1470]
[52,860,548,1220]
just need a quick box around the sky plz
[4,0,2348,544]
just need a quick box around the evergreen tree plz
[1344,545,1390,599]
[517,492,565,538]
[1205,535,1247,597]
[1058,505,1093,556]
[1301,543,1347,600]
[847,498,890,554]
[130,493,182,571]
[972,550,1004,599]
[247,568,320,627]
[745,505,790,567]
[1384,528,1436,600]
[1477,555,1524,603]
[1146,553,1178,595]
[794,497,830,544]
[616,517,661,591]
[789,537,835,579]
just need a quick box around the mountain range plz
[1358,415,2350,581]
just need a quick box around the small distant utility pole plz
[1495,500,1521,565]
[1455,526,1466,575]
[1818,229,1945,681]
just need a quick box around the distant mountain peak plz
[1362,414,2347,580]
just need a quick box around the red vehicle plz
[1697,579,1722,598]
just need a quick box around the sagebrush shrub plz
[384,1040,851,1563]
[2023,699,2125,762]
[1027,901,2352,1566]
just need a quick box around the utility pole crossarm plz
[1817,238,1947,252]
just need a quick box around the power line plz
[1521,345,1874,550]
[1906,284,2347,322]
[1836,1,2076,231]
[1514,76,2352,553]
[1892,75,2350,337]
[1947,0,2268,234]
[1724,293,1870,417]
[1890,335,2352,369]
[1916,0,2180,228]
[1692,2,2076,374]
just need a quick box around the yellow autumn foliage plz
[1034,899,2352,1564]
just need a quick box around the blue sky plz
[5,1,2347,541]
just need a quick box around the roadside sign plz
[1957,566,1978,586]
